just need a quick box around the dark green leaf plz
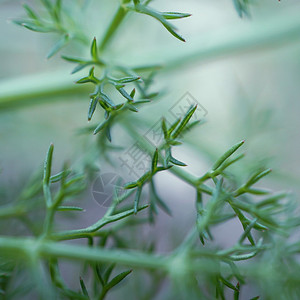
[168,140,182,146]
[91,37,98,61]
[61,56,88,64]
[168,118,181,135]
[219,276,239,292]
[151,149,158,173]
[99,89,115,107]
[14,20,53,32]
[247,188,270,195]
[88,97,98,121]
[171,105,197,139]
[79,277,89,297]
[212,140,245,171]
[161,12,191,19]
[134,186,142,214]
[161,118,168,139]
[50,170,71,183]
[76,67,99,84]
[105,270,132,291]
[169,156,186,166]
[103,264,115,283]
[246,168,272,187]
[130,88,136,98]
[117,87,134,102]
[134,99,151,104]
[124,181,139,189]
[44,143,54,186]
[57,206,84,211]
[117,76,141,84]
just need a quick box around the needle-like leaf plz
[212,140,245,171]
[79,277,89,297]
[161,12,191,20]
[171,105,197,139]
[91,37,98,61]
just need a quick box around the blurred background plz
[0,0,300,299]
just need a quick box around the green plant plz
[1,1,300,299]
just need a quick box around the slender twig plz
[99,4,128,52]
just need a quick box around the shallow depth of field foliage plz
[1,0,300,299]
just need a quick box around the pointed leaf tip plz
[91,37,98,61]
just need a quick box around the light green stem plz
[0,8,299,110]
[0,236,170,270]
[99,4,128,52]
[0,70,88,110]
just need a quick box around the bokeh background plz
[1,0,300,299]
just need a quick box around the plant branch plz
[99,4,128,52]
[0,70,88,110]
[0,236,169,270]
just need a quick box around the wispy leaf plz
[47,34,69,59]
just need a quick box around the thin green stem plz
[43,208,56,238]
[0,236,170,270]
[99,4,128,52]
[51,204,148,241]
[0,70,88,110]
[0,236,232,275]
[0,205,27,219]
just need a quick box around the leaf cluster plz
[14,0,87,58]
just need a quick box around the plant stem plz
[0,205,27,218]
[0,236,228,274]
[51,204,148,241]
[0,236,170,270]
[99,4,128,52]
[0,70,88,110]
